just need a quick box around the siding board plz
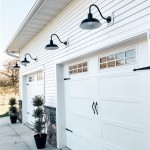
[22,1,149,58]
[31,12,149,65]
[20,0,150,106]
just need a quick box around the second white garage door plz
[27,72,44,125]
[63,43,149,150]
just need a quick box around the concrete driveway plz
[0,117,58,150]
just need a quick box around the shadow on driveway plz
[0,117,57,150]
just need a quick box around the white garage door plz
[27,72,44,125]
[63,47,149,150]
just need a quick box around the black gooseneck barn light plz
[21,53,37,65]
[13,60,25,69]
[45,34,68,50]
[80,4,112,30]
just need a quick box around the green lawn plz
[0,112,9,118]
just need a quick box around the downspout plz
[6,51,19,59]
[147,29,150,150]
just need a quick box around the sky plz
[0,0,36,69]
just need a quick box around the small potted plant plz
[32,95,47,149]
[9,98,17,123]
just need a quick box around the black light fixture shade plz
[13,63,20,69]
[13,60,24,69]
[80,13,101,30]
[21,57,30,65]
[45,40,59,50]
[21,53,37,65]
[80,4,112,30]
[45,34,68,50]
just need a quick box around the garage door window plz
[69,62,88,75]
[99,49,136,69]
[29,76,34,82]
[37,74,43,81]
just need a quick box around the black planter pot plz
[10,115,17,124]
[34,133,47,149]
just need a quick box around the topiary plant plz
[9,106,17,115]
[32,95,46,137]
[9,98,16,106]
[9,98,17,116]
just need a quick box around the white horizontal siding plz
[20,0,150,107]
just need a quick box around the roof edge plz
[4,0,46,53]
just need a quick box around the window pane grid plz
[37,74,43,81]
[29,76,34,82]
[69,62,88,75]
[99,49,135,69]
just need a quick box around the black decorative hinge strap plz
[64,78,70,80]
[66,128,73,132]
[133,66,150,71]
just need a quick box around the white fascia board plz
[4,0,46,53]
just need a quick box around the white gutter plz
[6,51,19,59]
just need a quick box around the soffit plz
[5,0,73,53]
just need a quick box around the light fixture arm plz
[25,53,37,61]
[89,4,111,23]
[15,60,26,66]
[16,60,22,65]
[51,34,67,45]
[16,60,21,64]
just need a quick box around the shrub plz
[8,97,17,116]
[9,106,17,114]
[32,95,46,137]
[34,119,45,134]
[32,95,44,107]
[9,98,16,106]
[33,108,44,118]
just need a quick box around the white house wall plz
[19,0,150,107]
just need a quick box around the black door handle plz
[92,102,95,114]
[95,102,98,115]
